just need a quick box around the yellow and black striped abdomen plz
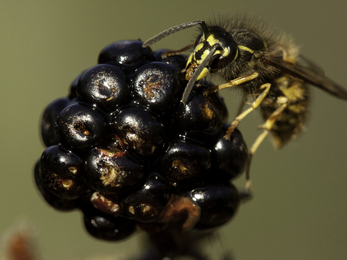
[260,75,310,148]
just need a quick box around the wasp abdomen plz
[260,76,309,148]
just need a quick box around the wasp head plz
[185,26,239,81]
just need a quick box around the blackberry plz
[40,145,85,200]
[159,140,211,182]
[34,160,80,211]
[34,39,249,247]
[122,172,170,222]
[77,64,130,112]
[190,182,240,230]
[132,62,184,116]
[110,106,166,157]
[172,83,228,142]
[211,126,249,180]
[83,205,137,241]
[41,97,72,147]
[98,39,154,73]
[84,146,144,194]
[55,103,109,151]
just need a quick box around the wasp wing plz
[262,54,347,100]
[296,54,326,76]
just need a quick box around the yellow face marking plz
[206,35,220,48]
[196,68,210,81]
[200,49,222,63]
[193,42,223,65]
[207,34,230,58]
[194,42,204,53]
[193,34,231,66]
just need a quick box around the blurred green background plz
[1,1,346,259]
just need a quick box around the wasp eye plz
[209,54,223,70]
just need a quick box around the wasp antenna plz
[182,44,219,104]
[199,21,209,36]
[142,21,203,47]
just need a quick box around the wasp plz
[143,15,347,190]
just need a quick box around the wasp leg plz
[204,72,259,95]
[245,96,289,190]
[225,83,271,140]
[161,43,195,58]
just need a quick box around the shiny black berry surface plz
[172,84,228,142]
[84,146,144,194]
[77,64,130,112]
[122,172,170,222]
[212,126,249,180]
[132,62,184,116]
[159,140,211,182]
[191,182,240,230]
[83,205,137,241]
[111,106,166,157]
[34,160,80,211]
[40,145,85,199]
[41,97,72,147]
[55,103,108,151]
[98,39,153,73]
